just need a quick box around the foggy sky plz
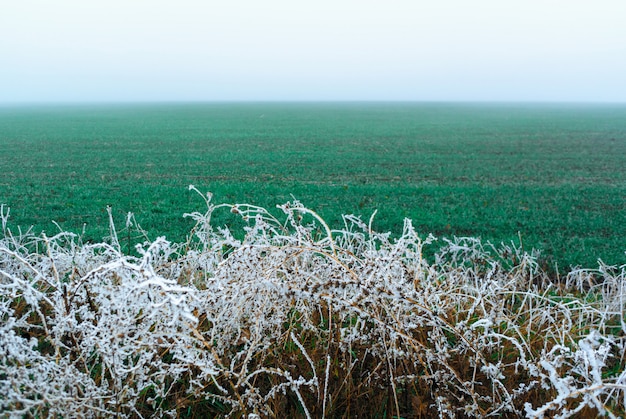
[1,0,625,102]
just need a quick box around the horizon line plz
[2,99,626,106]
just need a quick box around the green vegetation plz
[0,102,624,270]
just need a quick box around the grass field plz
[2,103,626,417]
[0,102,625,270]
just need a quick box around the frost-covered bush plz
[1,192,625,418]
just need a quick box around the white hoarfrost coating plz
[1,189,625,417]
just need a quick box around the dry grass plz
[1,190,625,418]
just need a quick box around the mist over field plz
[1,1,625,103]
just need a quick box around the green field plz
[1,102,625,270]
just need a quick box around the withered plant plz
[1,192,625,418]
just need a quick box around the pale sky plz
[1,0,625,102]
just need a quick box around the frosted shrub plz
[1,190,625,417]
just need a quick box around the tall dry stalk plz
[1,187,625,417]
